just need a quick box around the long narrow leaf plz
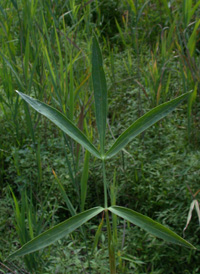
[9,207,104,258]
[16,91,101,159]
[52,169,76,216]
[187,19,200,56]
[0,52,24,89]
[92,212,104,254]
[108,206,195,249]
[92,35,107,155]
[106,93,191,159]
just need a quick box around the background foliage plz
[0,0,200,273]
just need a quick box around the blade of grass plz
[108,206,195,249]
[52,169,76,216]
[9,206,104,258]
[92,35,107,155]
[69,54,74,121]
[16,90,101,159]
[187,19,200,56]
[187,84,197,139]
[106,92,191,159]
[24,30,30,83]
[92,212,104,254]
[0,52,24,89]
[54,22,64,92]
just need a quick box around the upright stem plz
[103,160,116,273]
[102,159,108,208]
[106,210,116,274]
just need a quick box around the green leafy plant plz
[9,36,195,273]
[9,187,53,272]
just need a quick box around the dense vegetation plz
[0,0,200,273]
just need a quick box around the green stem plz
[103,160,116,273]
[102,160,108,208]
[106,210,116,274]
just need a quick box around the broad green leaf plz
[92,35,107,155]
[9,207,104,258]
[108,206,195,249]
[16,91,101,159]
[106,93,191,159]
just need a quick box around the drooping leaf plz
[108,206,195,249]
[183,200,200,233]
[106,92,191,159]
[9,207,104,258]
[16,91,101,159]
[92,35,107,155]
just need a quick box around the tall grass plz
[0,1,96,270]
[0,0,94,199]
[1,0,200,272]
[9,36,194,274]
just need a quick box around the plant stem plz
[103,160,116,273]
[106,210,116,274]
[102,159,108,208]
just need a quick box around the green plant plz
[9,187,53,272]
[9,36,194,273]
[175,0,200,140]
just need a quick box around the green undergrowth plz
[1,0,200,273]
[1,86,200,273]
